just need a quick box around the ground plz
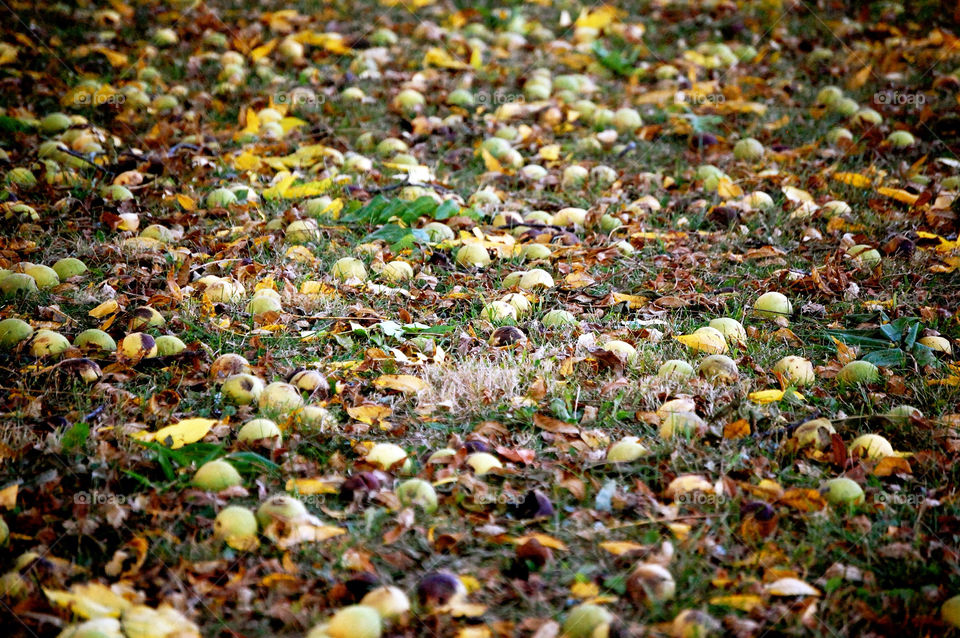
[1,0,960,637]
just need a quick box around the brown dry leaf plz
[533,412,579,435]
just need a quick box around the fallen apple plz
[193,459,242,491]
[128,306,165,331]
[708,318,746,343]
[28,330,70,358]
[21,264,59,289]
[0,318,33,349]
[942,594,960,628]
[117,333,158,360]
[837,360,880,385]
[786,418,836,452]
[848,433,895,460]
[238,418,282,443]
[627,563,676,606]
[285,219,320,244]
[51,257,87,280]
[481,301,518,323]
[733,137,765,161]
[519,268,555,289]
[366,443,409,471]
[39,112,72,135]
[885,405,922,422]
[246,295,282,315]
[380,261,414,283]
[542,309,576,327]
[222,374,265,405]
[772,355,815,386]
[395,478,439,513]
[847,244,881,269]
[456,244,492,268]
[155,335,187,356]
[466,452,502,475]
[670,610,720,638]
[601,340,638,364]
[821,477,864,506]
[606,437,648,463]
[887,130,916,148]
[214,505,258,546]
[552,207,587,226]
[659,411,706,439]
[489,325,526,346]
[697,354,739,383]
[562,603,613,638]
[360,586,410,620]
[0,272,39,297]
[256,494,309,526]
[210,353,251,381]
[289,369,329,395]
[260,382,304,413]
[752,292,792,319]
[657,359,694,380]
[73,329,116,352]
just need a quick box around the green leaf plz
[911,343,937,367]
[904,322,920,350]
[862,348,905,367]
[434,199,459,220]
[61,422,89,453]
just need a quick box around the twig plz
[55,146,112,176]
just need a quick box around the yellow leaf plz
[782,185,813,203]
[599,541,647,556]
[285,478,339,495]
[133,418,219,449]
[373,374,427,393]
[563,271,596,289]
[674,332,727,354]
[709,594,763,611]
[847,65,872,90]
[0,43,18,66]
[723,418,751,438]
[612,292,648,309]
[832,171,872,188]
[233,151,262,171]
[262,173,297,199]
[44,582,137,619]
[347,404,393,425]
[747,389,804,404]
[423,46,469,69]
[469,46,482,69]
[574,5,624,30]
[480,147,504,172]
[0,483,17,509]
[514,533,567,550]
[456,628,491,638]
[459,575,482,593]
[250,39,277,62]
[175,193,196,210]
[717,176,743,198]
[539,144,561,161]
[282,179,333,199]
[570,581,600,599]
[279,116,308,133]
[91,45,128,68]
[876,186,919,205]
[239,107,260,137]
[285,245,316,263]
[89,300,119,318]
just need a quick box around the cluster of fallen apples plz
[3,251,953,636]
